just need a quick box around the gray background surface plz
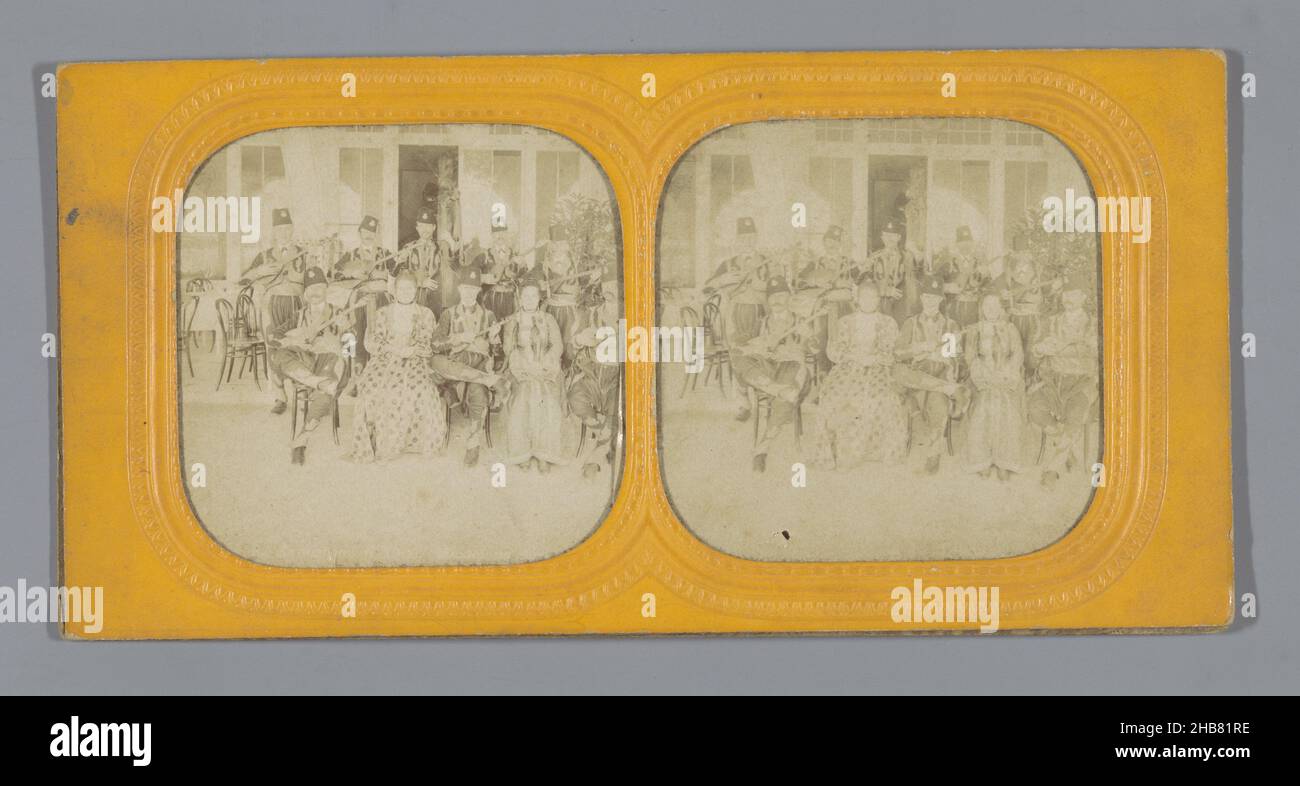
[1,0,1293,695]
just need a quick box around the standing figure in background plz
[963,294,1026,481]
[1029,273,1100,488]
[331,214,392,376]
[267,267,346,466]
[940,225,989,328]
[242,207,305,341]
[394,206,443,317]
[812,282,909,469]
[866,220,915,325]
[350,270,446,463]
[503,284,566,473]
[544,224,598,370]
[703,216,772,423]
[1000,237,1048,380]
[432,157,464,318]
[798,224,854,373]
[481,222,520,321]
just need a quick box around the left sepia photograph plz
[174,124,623,568]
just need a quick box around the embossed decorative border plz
[58,51,1231,637]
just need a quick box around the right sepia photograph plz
[657,118,1102,562]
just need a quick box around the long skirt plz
[813,362,908,468]
[350,354,446,462]
[964,383,1026,473]
[504,374,566,465]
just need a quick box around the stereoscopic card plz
[56,51,1231,637]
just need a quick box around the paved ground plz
[179,344,618,567]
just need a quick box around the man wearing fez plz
[798,224,856,372]
[333,215,391,281]
[433,266,501,468]
[703,216,773,422]
[394,206,443,317]
[939,225,990,328]
[1028,270,1099,489]
[332,215,393,375]
[896,273,965,475]
[731,277,810,473]
[865,219,916,325]
[241,207,306,337]
[266,266,347,465]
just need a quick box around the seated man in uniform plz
[433,266,501,467]
[1028,272,1100,488]
[267,266,347,466]
[896,273,965,475]
[568,278,622,480]
[730,278,810,473]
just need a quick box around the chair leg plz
[216,352,228,391]
[290,386,300,438]
[331,400,340,445]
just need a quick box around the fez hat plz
[491,221,508,233]
[359,215,379,234]
[766,277,791,296]
[548,224,568,242]
[736,216,757,236]
[416,206,436,225]
[881,219,903,236]
[457,266,483,289]
[956,225,974,243]
[824,224,844,243]
[303,266,328,288]
[272,208,293,227]
[919,272,945,297]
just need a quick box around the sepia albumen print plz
[177,124,622,568]
[658,118,1102,561]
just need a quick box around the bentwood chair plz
[178,294,200,377]
[214,298,269,391]
[679,295,732,398]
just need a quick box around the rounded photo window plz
[177,124,623,567]
[657,118,1102,562]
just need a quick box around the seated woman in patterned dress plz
[812,282,910,469]
[350,270,447,462]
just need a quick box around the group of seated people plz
[238,207,619,477]
[708,219,1100,487]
